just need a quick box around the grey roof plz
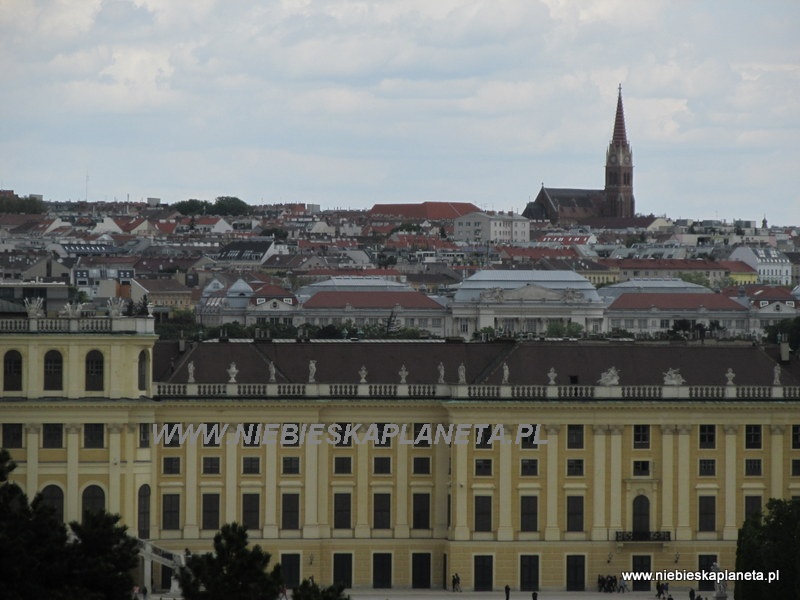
[454,269,602,303]
[296,276,414,301]
[598,278,713,301]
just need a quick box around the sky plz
[1,0,799,225]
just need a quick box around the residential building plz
[453,212,529,244]
[729,246,792,285]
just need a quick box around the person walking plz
[505,584,511,600]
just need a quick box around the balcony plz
[615,531,671,542]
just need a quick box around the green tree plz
[735,498,800,599]
[764,317,800,351]
[173,199,213,215]
[0,447,15,482]
[213,196,251,216]
[291,578,349,600]
[178,523,281,600]
[677,271,712,288]
[66,511,140,600]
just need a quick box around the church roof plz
[612,85,628,147]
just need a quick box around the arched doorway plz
[632,495,650,540]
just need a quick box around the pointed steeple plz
[612,84,628,147]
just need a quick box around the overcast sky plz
[1,1,798,225]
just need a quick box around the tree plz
[764,317,800,351]
[0,447,15,482]
[66,511,140,600]
[173,199,213,215]
[735,498,800,599]
[178,523,281,600]
[213,196,251,216]
[291,578,349,600]
[677,271,712,288]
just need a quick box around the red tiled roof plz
[608,293,747,311]
[716,260,757,273]
[600,259,729,271]
[302,291,443,310]
[368,202,481,220]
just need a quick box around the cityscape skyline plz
[1,1,799,225]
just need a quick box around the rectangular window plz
[745,458,762,476]
[474,495,492,532]
[520,428,540,449]
[281,493,300,530]
[162,494,180,530]
[334,456,351,475]
[242,456,260,474]
[282,456,300,475]
[566,424,584,449]
[633,460,650,477]
[242,493,260,531]
[334,423,351,447]
[566,496,584,532]
[412,493,430,529]
[283,423,300,447]
[163,457,180,475]
[334,493,351,529]
[698,496,716,531]
[699,424,716,449]
[413,423,431,447]
[83,424,104,449]
[520,496,538,532]
[373,493,391,529]
[699,459,716,477]
[241,423,260,447]
[373,456,391,475]
[163,423,180,448]
[521,458,538,476]
[792,425,800,449]
[566,459,584,477]
[791,459,800,477]
[413,456,431,475]
[475,458,492,476]
[2,423,22,448]
[633,424,650,449]
[42,423,63,449]
[374,424,391,448]
[202,422,221,447]
[744,495,762,519]
[202,493,220,530]
[202,456,220,475]
[745,425,762,449]
[138,423,150,448]
[475,425,493,449]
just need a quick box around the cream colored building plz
[1,315,799,595]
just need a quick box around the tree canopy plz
[213,196,251,216]
[173,198,212,216]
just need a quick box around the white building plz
[729,246,792,285]
[453,211,529,244]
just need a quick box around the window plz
[699,459,716,476]
[137,485,150,538]
[202,493,220,530]
[633,424,650,449]
[203,422,221,447]
[698,496,716,531]
[699,424,716,449]
[566,496,584,532]
[42,485,64,523]
[373,456,391,474]
[792,425,800,449]
[566,459,584,477]
[241,424,260,447]
[138,423,150,448]
[242,456,260,474]
[42,423,63,449]
[791,459,800,477]
[744,495,762,519]
[413,423,430,447]
[85,350,104,391]
[521,459,538,476]
[373,493,391,529]
[242,493,260,530]
[334,493,351,529]
[3,350,22,391]
[2,423,22,448]
[474,495,492,532]
[162,494,180,530]
[202,457,220,475]
[281,493,300,530]
[475,458,492,476]
[334,423,351,447]
[282,423,300,447]
[520,428,540,449]
[745,425,762,449]
[412,493,430,529]
[413,456,431,475]
[334,456,351,475]
[282,456,300,475]
[163,423,180,448]
[745,458,762,476]
[475,425,493,449]
[567,425,584,449]
[43,350,63,391]
[374,423,391,448]
[633,460,650,477]
[163,457,180,474]
[82,485,105,519]
[83,424,104,448]
[138,350,148,391]
[520,496,538,532]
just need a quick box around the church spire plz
[612,84,628,147]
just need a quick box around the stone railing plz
[0,316,154,334]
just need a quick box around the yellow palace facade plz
[1,313,799,594]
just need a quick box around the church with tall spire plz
[523,86,638,225]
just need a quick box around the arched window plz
[82,485,105,519]
[85,350,104,391]
[3,350,22,391]
[138,484,151,539]
[43,350,63,391]
[138,350,149,391]
[41,485,64,522]
[632,495,650,539]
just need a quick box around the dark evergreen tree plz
[178,523,281,600]
[291,578,349,600]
